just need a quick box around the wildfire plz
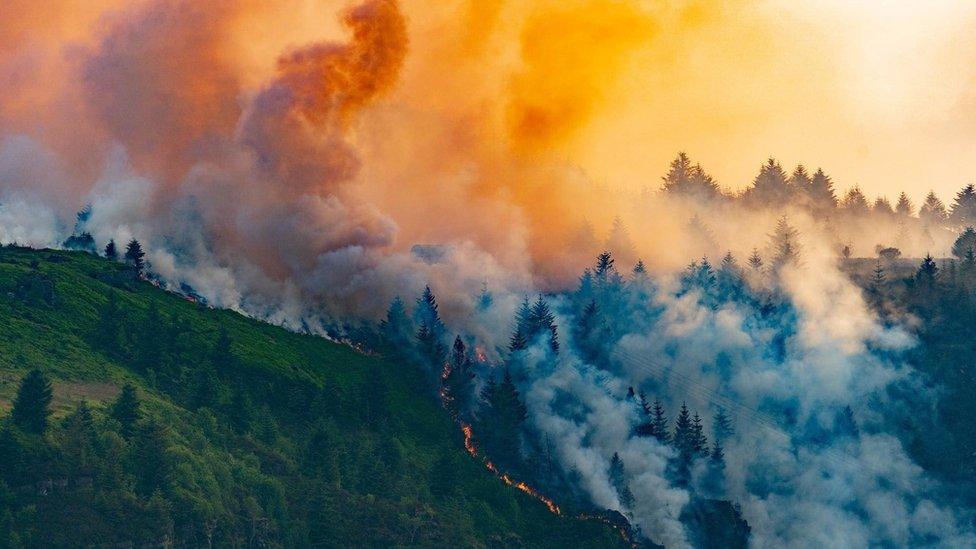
[475,346,488,363]
[458,422,561,515]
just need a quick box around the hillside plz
[0,246,626,547]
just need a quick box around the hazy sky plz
[566,1,976,202]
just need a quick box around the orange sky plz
[4,0,976,213]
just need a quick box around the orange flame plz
[457,421,561,515]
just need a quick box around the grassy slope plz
[0,247,624,547]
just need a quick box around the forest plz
[5,153,976,546]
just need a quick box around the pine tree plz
[110,384,141,438]
[11,369,53,434]
[950,184,976,228]
[652,398,671,444]
[896,192,915,217]
[477,282,494,311]
[873,196,895,217]
[920,191,949,226]
[379,296,413,349]
[480,369,528,471]
[63,401,97,472]
[713,408,734,442]
[574,300,601,363]
[594,251,616,281]
[673,402,693,454]
[415,286,446,341]
[917,254,939,285]
[661,152,693,194]
[871,260,886,289]
[806,168,838,213]
[443,336,475,417]
[743,158,792,208]
[608,452,635,508]
[526,295,559,353]
[951,227,976,259]
[133,419,174,497]
[748,248,763,271]
[770,216,801,268]
[104,239,118,260]
[124,239,146,272]
[691,412,710,456]
[840,186,871,215]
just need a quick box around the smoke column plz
[2,1,975,546]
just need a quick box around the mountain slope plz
[0,246,625,547]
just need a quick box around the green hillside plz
[0,246,625,547]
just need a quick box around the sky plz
[553,0,976,202]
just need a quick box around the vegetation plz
[0,246,624,547]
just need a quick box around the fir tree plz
[477,282,494,311]
[651,398,671,444]
[609,452,635,508]
[748,248,763,271]
[133,419,174,497]
[379,296,413,349]
[691,412,709,456]
[916,254,939,285]
[920,191,949,226]
[951,227,976,259]
[770,216,801,268]
[479,369,527,471]
[443,336,475,418]
[873,196,895,217]
[594,251,616,281]
[124,239,146,272]
[806,168,838,213]
[840,186,871,215]
[673,403,693,453]
[110,384,141,438]
[415,286,446,341]
[574,300,601,363]
[104,239,118,260]
[11,369,53,434]
[713,408,734,442]
[896,192,915,217]
[950,184,976,228]
[660,152,693,194]
[743,158,792,208]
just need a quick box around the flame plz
[457,421,561,515]
[475,346,488,363]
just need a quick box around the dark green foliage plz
[104,239,117,260]
[379,296,413,349]
[124,239,145,272]
[63,232,96,253]
[0,248,624,547]
[479,369,528,473]
[110,384,140,437]
[11,370,53,434]
[443,336,475,418]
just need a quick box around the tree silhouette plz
[124,239,146,272]
[104,239,118,260]
[111,384,141,437]
[11,369,53,434]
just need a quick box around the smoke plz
[1,1,975,546]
